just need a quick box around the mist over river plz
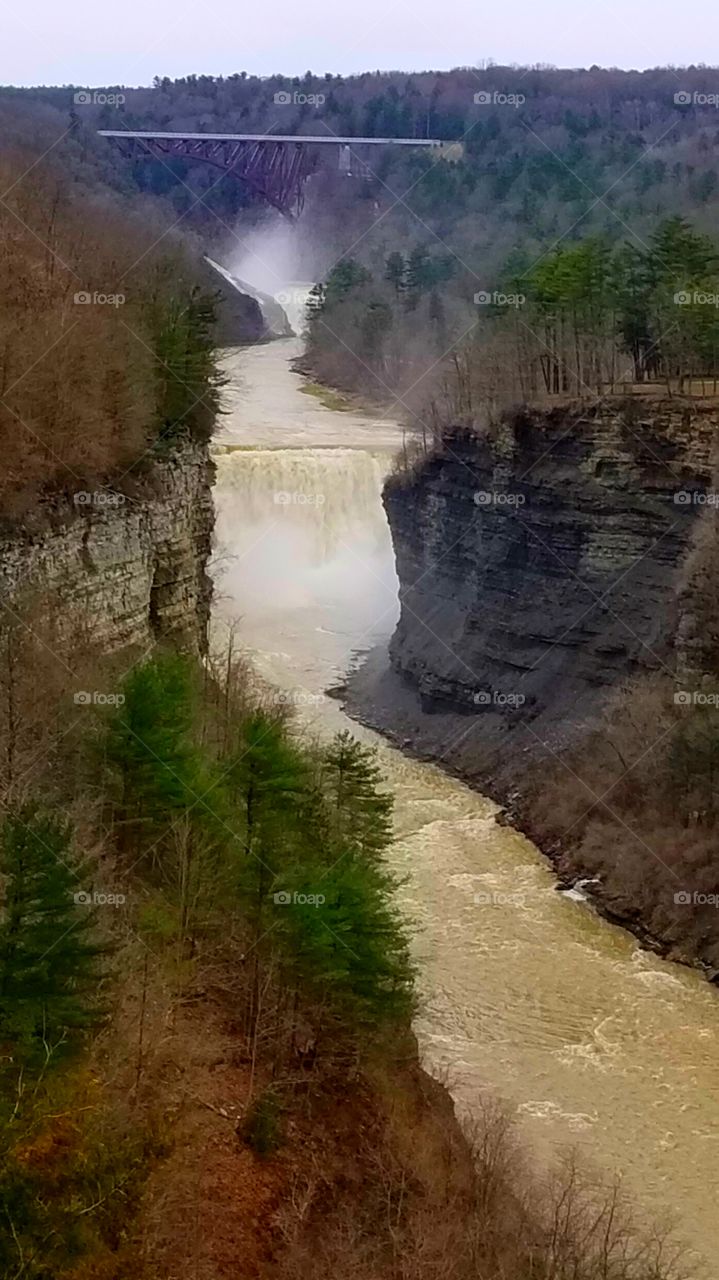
[211,331,719,1271]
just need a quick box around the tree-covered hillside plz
[6,64,719,251]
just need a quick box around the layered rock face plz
[361,401,718,781]
[0,442,214,655]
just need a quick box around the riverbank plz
[340,642,719,986]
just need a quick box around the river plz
[211,333,719,1271]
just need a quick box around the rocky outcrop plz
[347,400,718,784]
[199,258,269,345]
[202,258,294,344]
[0,442,214,655]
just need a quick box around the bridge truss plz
[98,131,442,217]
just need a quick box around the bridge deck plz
[98,130,442,146]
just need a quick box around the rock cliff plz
[347,400,718,785]
[0,442,214,655]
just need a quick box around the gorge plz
[211,329,719,1272]
[5,54,719,1280]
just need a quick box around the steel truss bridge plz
[98,130,443,217]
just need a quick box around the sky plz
[1,0,718,86]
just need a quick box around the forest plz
[0,610,696,1278]
[5,63,719,255]
[303,216,719,434]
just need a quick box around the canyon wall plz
[348,400,718,787]
[0,442,214,655]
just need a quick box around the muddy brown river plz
[211,333,719,1272]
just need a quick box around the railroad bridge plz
[98,130,443,217]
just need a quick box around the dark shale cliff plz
[347,400,718,789]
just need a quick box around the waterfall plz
[213,445,399,641]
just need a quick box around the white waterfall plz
[213,444,399,644]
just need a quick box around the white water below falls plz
[212,336,719,1273]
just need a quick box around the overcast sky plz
[2,0,717,87]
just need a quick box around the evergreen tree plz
[323,259,371,307]
[321,731,393,862]
[151,284,223,445]
[105,653,224,860]
[384,250,406,297]
[405,245,432,309]
[646,216,718,287]
[0,806,104,1068]
[282,844,415,1030]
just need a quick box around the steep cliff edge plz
[346,400,718,787]
[0,441,214,655]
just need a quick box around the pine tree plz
[105,653,207,856]
[405,245,432,309]
[0,806,104,1067]
[223,710,311,1040]
[384,250,406,297]
[282,846,415,1030]
[151,283,223,445]
[322,730,393,862]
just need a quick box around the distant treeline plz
[303,217,719,433]
[5,64,719,249]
